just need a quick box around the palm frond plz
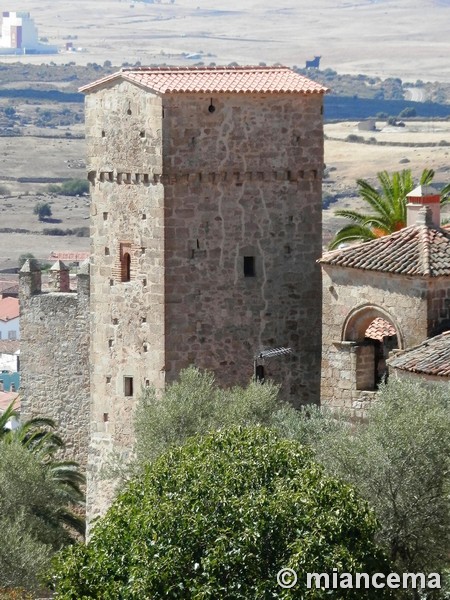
[329,224,376,250]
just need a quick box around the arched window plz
[121,252,131,282]
[342,305,402,391]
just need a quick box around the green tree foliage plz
[18,253,36,268]
[329,168,450,249]
[52,427,390,599]
[48,179,89,196]
[134,365,282,464]
[273,379,450,577]
[0,402,85,537]
[33,201,52,221]
[0,441,80,593]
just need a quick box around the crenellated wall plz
[19,259,90,467]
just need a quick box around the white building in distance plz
[0,11,57,54]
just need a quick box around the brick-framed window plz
[120,242,132,282]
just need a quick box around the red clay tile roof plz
[388,331,450,377]
[0,280,18,296]
[48,251,90,262]
[0,340,19,354]
[79,66,328,95]
[0,391,19,412]
[0,297,19,322]
[365,317,397,341]
[320,223,450,276]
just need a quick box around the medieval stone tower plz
[80,66,327,519]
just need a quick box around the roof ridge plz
[418,225,431,276]
[120,65,291,73]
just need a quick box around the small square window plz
[141,316,147,324]
[243,256,256,277]
[8,331,17,340]
[124,377,134,397]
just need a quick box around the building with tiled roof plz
[79,65,328,96]
[320,219,450,277]
[388,330,450,381]
[320,189,450,413]
[72,64,329,521]
[0,296,19,342]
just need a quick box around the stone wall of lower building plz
[19,260,90,468]
[321,265,430,411]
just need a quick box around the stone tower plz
[80,66,327,520]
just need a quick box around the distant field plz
[0,119,449,269]
[2,0,450,83]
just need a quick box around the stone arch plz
[342,304,404,391]
[342,304,404,348]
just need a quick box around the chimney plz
[406,185,440,228]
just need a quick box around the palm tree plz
[0,400,85,538]
[329,168,450,249]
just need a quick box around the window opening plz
[244,256,256,277]
[124,376,134,397]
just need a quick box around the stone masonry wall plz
[86,80,165,522]
[162,93,323,403]
[321,265,429,410]
[426,277,450,335]
[85,82,324,521]
[19,264,90,467]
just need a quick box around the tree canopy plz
[52,427,389,599]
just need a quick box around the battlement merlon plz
[19,258,42,297]
[19,259,90,298]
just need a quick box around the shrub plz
[33,202,52,221]
[52,427,390,598]
[47,179,89,196]
[134,366,281,465]
[273,379,450,576]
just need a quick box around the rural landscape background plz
[1,0,450,269]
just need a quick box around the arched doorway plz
[342,305,403,391]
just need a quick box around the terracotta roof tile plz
[0,297,19,322]
[320,223,450,276]
[48,251,90,262]
[0,340,19,354]
[388,331,450,377]
[365,317,397,341]
[79,66,328,95]
[0,391,19,412]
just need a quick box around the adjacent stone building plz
[19,259,90,466]
[79,65,328,520]
[320,188,450,416]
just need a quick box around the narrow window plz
[243,256,256,277]
[121,252,131,282]
[105,247,110,255]
[103,212,108,221]
[124,376,134,397]
[8,331,17,340]
[103,412,109,422]
[255,365,265,383]
[106,376,111,384]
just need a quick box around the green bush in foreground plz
[52,427,390,599]
[134,365,282,465]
